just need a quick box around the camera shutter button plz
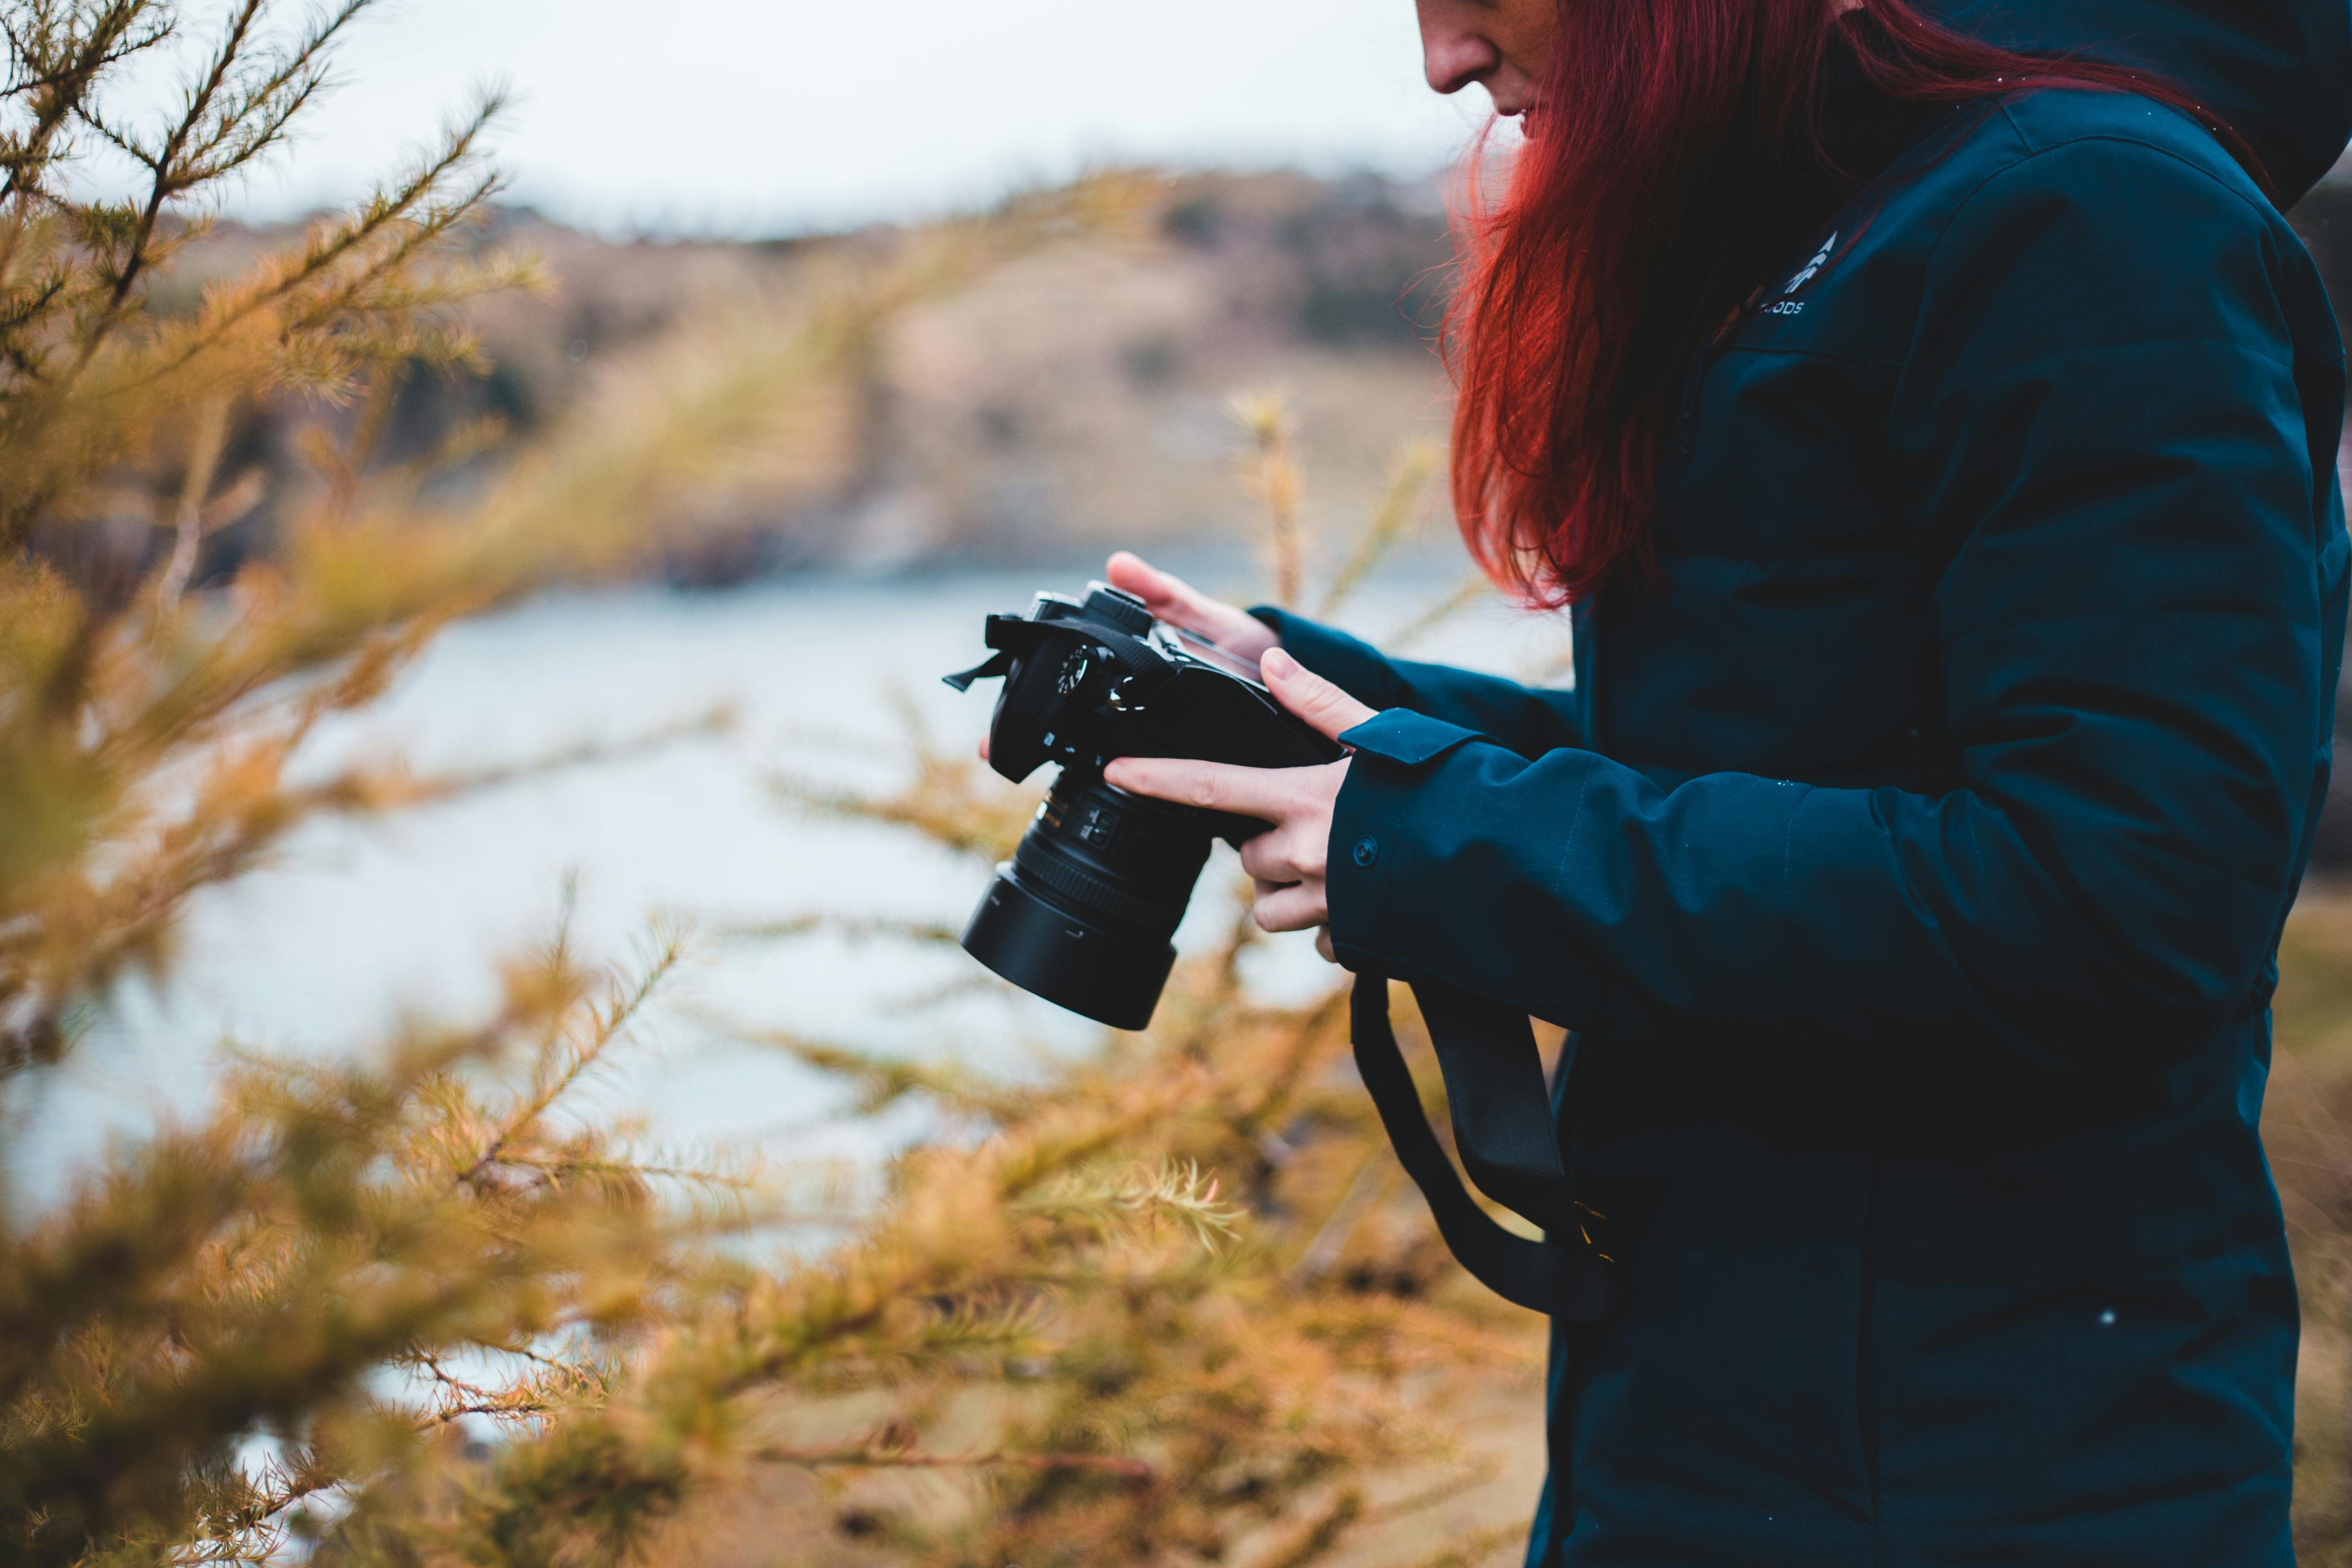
[1352,837,1380,868]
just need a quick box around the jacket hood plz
[1919,0,2352,205]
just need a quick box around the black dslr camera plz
[944,582,1343,1028]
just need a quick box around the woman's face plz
[1414,0,1557,118]
[1414,0,1865,116]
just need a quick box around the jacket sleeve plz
[1249,605,1585,758]
[1324,131,2345,1078]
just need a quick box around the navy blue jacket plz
[1260,2,2352,1562]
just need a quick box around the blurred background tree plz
[0,4,1529,1566]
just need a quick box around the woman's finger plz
[1104,755,1300,820]
[1239,829,1307,884]
[1253,881,1329,934]
[1240,824,1324,884]
[1105,551,1279,660]
[1104,550,1218,626]
[1315,928,1337,964]
[1262,647,1378,742]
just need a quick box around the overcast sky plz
[167,0,1497,236]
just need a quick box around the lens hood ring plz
[1011,836,1184,935]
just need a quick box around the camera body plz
[945,582,1343,1028]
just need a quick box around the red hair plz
[1447,0,2272,608]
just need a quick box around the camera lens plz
[960,772,1212,1029]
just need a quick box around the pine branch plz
[1318,440,1439,617]
[83,0,271,338]
[1291,1151,1394,1284]
[1233,388,1305,610]
[724,911,967,948]
[460,931,689,1188]
[1015,1159,1246,1253]
[739,1022,1020,1118]
[757,1439,1154,1482]
[1386,572,1492,650]
[127,92,507,397]
[0,1,170,208]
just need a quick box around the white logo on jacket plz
[1785,231,1839,295]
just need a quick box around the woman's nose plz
[1416,2,1503,96]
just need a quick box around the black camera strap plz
[943,649,1013,692]
[1349,971,1612,1321]
[947,617,1179,700]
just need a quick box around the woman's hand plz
[1105,647,1378,963]
[1103,550,1281,666]
[981,552,1281,764]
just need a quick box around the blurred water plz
[4,563,1570,1201]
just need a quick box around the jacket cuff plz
[1326,708,1489,975]
[1249,607,1404,711]
[1339,708,1483,768]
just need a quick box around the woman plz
[1099,0,2352,1562]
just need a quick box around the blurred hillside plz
[160,157,2352,590]
[152,171,1458,590]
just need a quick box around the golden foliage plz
[0,2,1522,1550]
[0,4,1554,1564]
[4,229,1544,1556]
[0,0,1146,1077]
[0,2,1223,1562]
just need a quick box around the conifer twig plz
[1387,572,1492,650]
[1318,441,1439,617]
[724,911,966,948]
[1017,1159,1246,1251]
[459,931,688,1186]
[757,1443,1154,1481]
[1292,1150,1394,1284]
[1247,1488,1366,1568]
[1233,388,1305,609]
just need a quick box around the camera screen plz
[1167,625,1271,688]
